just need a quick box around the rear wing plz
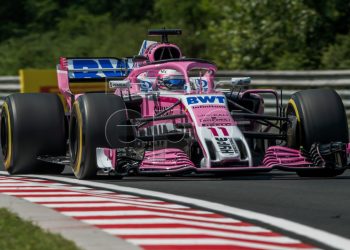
[57,57,135,107]
[58,57,133,82]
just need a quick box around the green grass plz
[0,208,80,250]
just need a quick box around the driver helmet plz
[157,69,186,90]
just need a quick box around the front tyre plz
[286,88,348,177]
[69,94,130,179]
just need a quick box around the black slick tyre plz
[69,94,132,180]
[1,93,66,174]
[286,88,348,177]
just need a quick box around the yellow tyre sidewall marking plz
[288,99,301,123]
[288,98,303,147]
[2,102,12,170]
[72,102,83,176]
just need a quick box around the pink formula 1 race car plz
[1,29,349,179]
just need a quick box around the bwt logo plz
[186,96,225,105]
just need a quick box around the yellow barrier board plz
[19,69,57,93]
[19,69,110,94]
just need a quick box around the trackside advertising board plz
[19,69,110,94]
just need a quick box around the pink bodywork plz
[144,43,182,62]
[56,47,332,174]
[57,57,88,110]
[263,146,312,168]
[140,148,195,172]
[138,145,325,173]
[57,58,73,108]
[126,60,216,94]
[121,61,327,173]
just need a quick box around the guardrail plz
[0,70,349,118]
[0,76,20,105]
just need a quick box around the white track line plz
[80,197,189,208]
[87,190,115,194]
[103,228,298,243]
[0,179,25,182]
[0,187,59,190]
[0,183,46,186]
[0,182,66,186]
[20,194,185,209]
[50,203,213,215]
[106,197,172,203]
[23,196,110,202]
[82,218,269,233]
[6,173,347,250]
[42,202,133,208]
[62,186,92,190]
[3,192,82,195]
[126,238,319,250]
[62,210,240,223]
[23,195,188,209]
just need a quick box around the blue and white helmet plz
[157,69,185,90]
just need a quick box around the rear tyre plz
[1,93,66,174]
[286,88,348,177]
[69,94,132,179]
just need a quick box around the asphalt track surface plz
[1,159,350,249]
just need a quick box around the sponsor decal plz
[140,80,153,92]
[108,80,130,89]
[186,95,225,105]
[191,105,235,127]
[208,127,229,136]
[68,58,131,79]
[215,137,238,154]
[154,105,173,115]
[138,40,157,55]
[208,127,239,155]
[190,78,208,92]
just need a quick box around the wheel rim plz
[69,102,84,177]
[69,115,79,166]
[286,101,301,148]
[1,110,9,161]
[1,103,12,169]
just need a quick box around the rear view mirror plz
[231,77,251,86]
